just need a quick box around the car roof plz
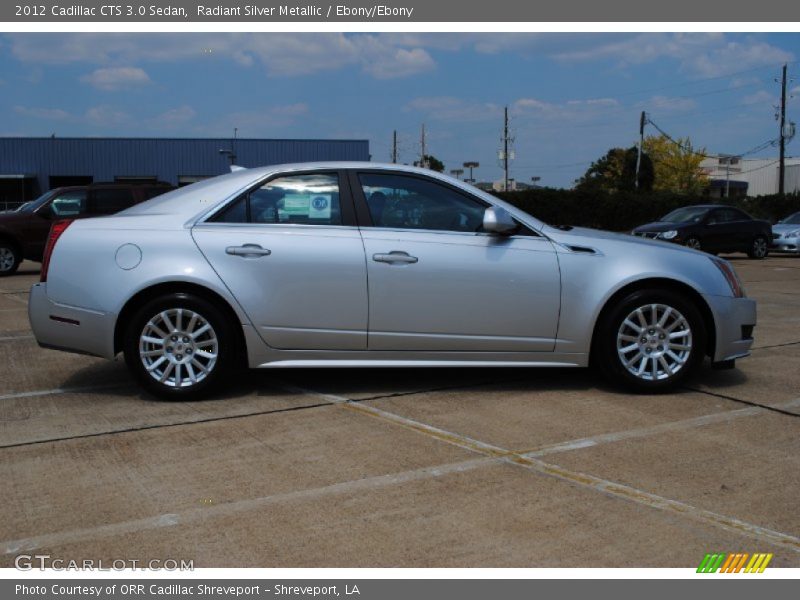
[115,161,546,231]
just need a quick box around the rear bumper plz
[28,283,116,359]
[702,293,756,363]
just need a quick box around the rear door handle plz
[372,251,418,264]
[226,244,272,257]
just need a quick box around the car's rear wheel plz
[0,243,20,276]
[747,235,769,259]
[684,236,702,251]
[123,293,234,400]
[594,289,706,392]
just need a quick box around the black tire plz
[684,237,702,251]
[123,293,235,400]
[747,235,769,259]
[593,289,707,393]
[0,242,21,276]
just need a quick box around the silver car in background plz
[28,162,756,400]
[771,211,800,254]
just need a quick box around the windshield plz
[15,190,58,214]
[778,212,800,225]
[660,206,709,224]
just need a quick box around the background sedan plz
[632,204,772,258]
[771,211,800,255]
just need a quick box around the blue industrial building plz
[0,137,370,206]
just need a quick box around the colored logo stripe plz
[697,553,773,573]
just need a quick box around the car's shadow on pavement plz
[55,359,745,404]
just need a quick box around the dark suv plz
[631,204,772,259]
[0,182,174,275]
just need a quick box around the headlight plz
[785,229,800,238]
[710,256,745,298]
[657,230,678,240]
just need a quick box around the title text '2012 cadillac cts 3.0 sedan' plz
[29,163,756,400]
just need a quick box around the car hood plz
[773,223,800,233]
[631,221,689,233]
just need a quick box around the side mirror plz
[483,206,517,235]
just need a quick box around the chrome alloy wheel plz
[616,303,692,382]
[0,247,15,272]
[138,308,219,388]
[685,238,701,250]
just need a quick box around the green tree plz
[642,135,709,194]
[415,155,445,173]
[575,146,654,193]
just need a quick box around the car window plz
[49,190,88,217]
[358,173,486,233]
[661,207,709,224]
[710,208,746,224]
[88,189,136,215]
[212,173,342,226]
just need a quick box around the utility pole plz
[779,63,787,195]
[392,130,398,163]
[635,111,646,190]
[420,123,427,169]
[503,106,510,192]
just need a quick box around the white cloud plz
[553,33,793,78]
[81,66,151,90]
[85,105,130,127]
[638,95,698,113]
[150,105,197,129]
[5,33,437,80]
[13,105,70,120]
[404,97,500,121]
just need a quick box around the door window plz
[212,173,342,226]
[358,173,486,233]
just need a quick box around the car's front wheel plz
[123,293,235,400]
[594,289,706,392]
[0,243,20,276]
[684,236,702,251]
[747,235,769,259]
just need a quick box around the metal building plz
[700,156,800,197]
[0,137,370,207]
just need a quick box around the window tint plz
[358,173,486,232]
[88,188,135,215]
[49,190,87,217]
[711,208,747,223]
[212,173,342,226]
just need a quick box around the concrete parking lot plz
[1,255,798,568]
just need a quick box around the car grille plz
[635,232,659,239]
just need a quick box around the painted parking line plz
[0,383,129,402]
[282,383,800,553]
[1,457,494,555]
[0,334,34,342]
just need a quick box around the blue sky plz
[1,32,799,187]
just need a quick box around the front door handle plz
[372,251,418,264]
[226,244,272,257]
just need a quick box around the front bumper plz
[770,236,800,254]
[28,283,117,359]
[702,293,756,363]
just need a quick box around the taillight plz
[40,219,73,283]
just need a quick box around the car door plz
[351,170,561,352]
[703,208,732,252]
[192,170,368,351]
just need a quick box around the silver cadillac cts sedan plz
[29,162,756,400]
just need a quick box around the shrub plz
[493,189,800,231]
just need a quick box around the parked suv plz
[0,182,174,275]
[631,204,772,259]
